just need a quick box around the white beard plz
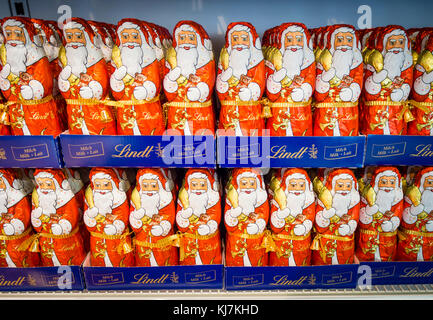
[331,47,354,79]
[189,190,209,215]
[238,189,257,215]
[228,45,250,79]
[376,188,396,213]
[177,45,198,78]
[140,191,160,217]
[120,43,143,76]
[383,49,404,80]
[0,189,7,214]
[332,191,352,216]
[421,188,433,213]
[37,189,57,214]
[282,46,303,78]
[6,41,27,75]
[93,190,114,214]
[66,42,88,76]
[285,190,306,215]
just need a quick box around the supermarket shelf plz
[1,285,433,299]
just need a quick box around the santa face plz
[120,28,144,76]
[332,178,353,215]
[376,175,397,212]
[286,177,307,214]
[65,27,88,76]
[4,25,28,75]
[176,29,199,78]
[188,177,210,215]
[93,178,114,214]
[383,34,406,80]
[36,177,57,214]
[282,31,305,78]
[421,176,433,212]
[331,31,355,79]
[140,178,160,215]
[238,176,258,214]
[228,30,251,79]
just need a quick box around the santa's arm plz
[162,62,180,94]
[315,65,335,95]
[413,65,433,97]
[224,202,243,231]
[150,204,174,237]
[128,202,145,232]
[269,201,290,232]
[79,60,108,99]
[339,65,363,102]
[238,61,265,101]
[315,203,335,230]
[187,61,215,102]
[133,61,160,100]
[215,64,231,95]
[364,66,387,96]
[110,65,126,93]
[51,200,79,235]
[175,203,193,232]
[196,204,220,236]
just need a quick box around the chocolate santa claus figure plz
[397,167,433,261]
[363,25,414,135]
[216,22,266,136]
[0,169,39,267]
[408,31,433,135]
[110,19,165,135]
[83,168,134,267]
[163,20,216,135]
[264,23,315,136]
[311,168,360,265]
[356,166,403,262]
[58,17,116,135]
[224,168,270,266]
[129,168,178,266]
[314,24,363,136]
[0,17,63,136]
[31,169,86,266]
[176,168,222,265]
[268,168,316,266]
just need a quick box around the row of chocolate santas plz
[0,165,431,268]
[0,17,432,137]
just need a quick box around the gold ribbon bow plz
[90,230,134,255]
[18,227,79,253]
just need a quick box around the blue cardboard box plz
[224,264,359,290]
[217,135,366,168]
[365,135,433,166]
[0,135,63,168]
[59,134,216,168]
[0,265,85,291]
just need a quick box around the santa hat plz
[0,169,23,190]
[34,169,71,191]
[184,168,218,192]
[116,18,151,47]
[136,168,172,192]
[277,22,315,70]
[225,22,263,69]
[375,25,412,71]
[172,20,213,69]
[44,20,64,46]
[326,168,360,209]
[280,168,315,207]
[62,17,97,46]
[89,168,121,189]
[414,167,433,193]
[371,167,402,190]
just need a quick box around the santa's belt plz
[268,98,312,109]
[176,230,220,262]
[17,226,79,252]
[113,95,161,107]
[310,233,354,251]
[134,233,180,249]
[90,230,133,255]
[227,230,268,240]
[359,228,397,237]
[271,231,311,242]
[65,97,118,106]
[163,100,212,109]
[398,227,433,240]
[409,100,433,113]
[313,101,358,109]
[363,99,414,122]
[0,227,33,242]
